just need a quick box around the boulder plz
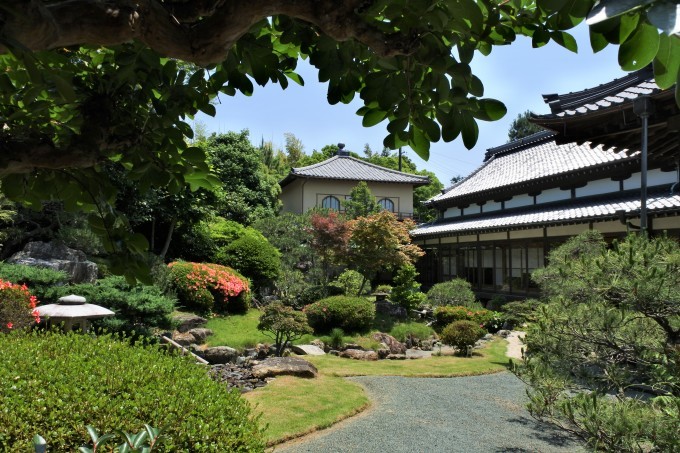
[199,346,239,364]
[339,349,379,361]
[310,339,325,351]
[374,299,407,318]
[496,329,512,338]
[372,332,406,354]
[387,354,407,360]
[8,241,97,283]
[252,357,318,379]
[187,328,213,344]
[172,331,197,346]
[291,344,325,356]
[343,343,364,351]
[172,313,207,333]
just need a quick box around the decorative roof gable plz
[280,155,430,187]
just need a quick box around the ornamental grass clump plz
[304,296,375,334]
[0,279,40,333]
[168,261,250,314]
[0,330,265,451]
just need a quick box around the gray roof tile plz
[413,192,680,237]
[429,135,635,204]
[281,155,430,186]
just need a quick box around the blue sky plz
[198,24,625,185]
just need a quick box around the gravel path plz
[273,372,583,453]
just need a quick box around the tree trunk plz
[159,218,176,260]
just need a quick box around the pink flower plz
[6,322,13,329]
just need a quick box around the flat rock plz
[172,313,207,332]
[405,349,431,359]
[252,357,318,379]
[172,331,197,346]
[339,349,379,361]
[387,354,407,360]
[291,344,325,356]
[187,328,213,344]
[199,346,239,364]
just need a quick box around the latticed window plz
[321,195,341,210]
[378,198,395,212]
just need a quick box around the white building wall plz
[483,201,503,212]
[624,169,677,190]
[537,187,571,204]
[576,178,621,197]
[505,194,533,209]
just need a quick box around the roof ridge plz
[540,66,654,114]
[290,155,340,174]
[484,130,555,161]
[343,156,429,180]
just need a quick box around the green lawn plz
[205,309,270,349]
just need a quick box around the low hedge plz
[433,305,505,333]
[0,330,265,451]
[168,261,251,314]
[304,296,375,333]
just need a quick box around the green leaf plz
[589,29,609,53]
[408,126,430,160]
[362,108,388,127]
[532,29,551,48]
[461,112,479,149]
[550,31,578,52]
[587,0,655,25]
[618,22,660,71]
[653,34,680,89]
[473,98,507,121]
[469,75,484,97]
[285,71,304,86]
[420,116,441,142]
[47,73,77,103]
[537,0,568,13]
[198,102,216,117]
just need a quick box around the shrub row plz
[0,330,265,451]
[304,296,375,333]
[433,306,505,333]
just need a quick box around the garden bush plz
[0,263,68,302]
[501,299,541,328]
[0,330,264,451]
[329,269,365,296]
[217,232,281,291]
[389,322,435,343]
[0,279,40,333]
[374,284,392,294]
[45,276,176,336]
[440,320,486,353]
[426,279,479,308]
[168,261,250,314]
[304,296,376,333]
[433,306,504,333]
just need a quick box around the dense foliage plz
[0,263,68,302]
[44,276,176,337]
[257,302,313,356]
[0,279,40,332]
[304,296,376,334]
[390,264,427,311]
[329,269,366,297]
[0,331,265,451]
[433,306,502,333]
[426,279,478,308]
[218,232,281,292]
[342,181,379,219]
[515,232,680,451]
[168,262,250,314]
[440,320,486,353]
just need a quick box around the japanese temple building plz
[412,66,680,300]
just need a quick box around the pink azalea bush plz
[0,279,40,333]
[168,262,251,314]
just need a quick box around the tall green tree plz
[507,110,545,142]
[343,182,379,219]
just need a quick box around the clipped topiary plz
[217,232,281,291]
[304,296,375,334]
[0,331,265,451]
[426,278,479,308]
[440,320,486,354]
[168,261,250,314]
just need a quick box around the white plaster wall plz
[297,179,416,214]
[505,195,532,209]
[483,201,503,212]
[575,178,620,197]
[547,224,590,237]
[443,207,461,219]
[537,187,571,204]
[509,228,543,239]
[280,179,304,213]
[624,169,677,190]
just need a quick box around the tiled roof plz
[280,155,430,187]
[413,191,680,237]
[428,134,635,205]
[535,66,660,118]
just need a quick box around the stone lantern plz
[34,294,115,332]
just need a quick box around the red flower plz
[6,322,13,329]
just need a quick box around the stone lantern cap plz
[35,294,115,319]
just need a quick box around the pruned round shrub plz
[304,296,375,333]
[0,279,40,333]
[168,261,250,314]
[426,279,479,308]
[0,331,265,451]
[433,306,501,332]
[217,232,281,291]
[440,320,486,353]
